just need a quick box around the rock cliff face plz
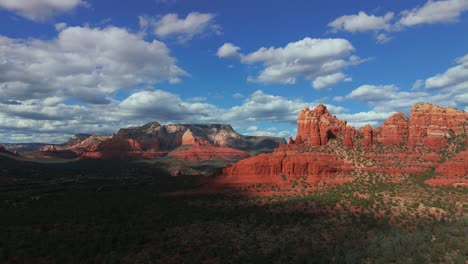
[113,123,284,153]
[374,113,408,146]
[221,103,468,188]
[0,145,17,156]
[425,150,468,187]
[358,125,373,148]
[407,103,467,150]
[296,104,347,146]
[76,123,285,160]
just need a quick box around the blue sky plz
[0,0,467,143]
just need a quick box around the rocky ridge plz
[221,103,467,188]
[30,123,285,161]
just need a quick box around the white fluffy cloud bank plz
[0,25,187,104]
[0,0,88,21]
[217,37,363,88]
[329,0,468,43]
[140,12,220,43]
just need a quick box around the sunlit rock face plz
[407,103,467,150]
[221,103,468,188]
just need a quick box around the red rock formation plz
[407,103,468,150]
[435,150,468,177]
[220,103,468,190]
[375,112,408,145]
[425,150,468,187]
[38,145,57,152]
[358,125,373,148]
[223,149,354,184]
[170,145,250,161]
[343,126,356,148]
[296,104,347,146]
[181,129,197,145]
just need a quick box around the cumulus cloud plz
[0,87,348,142]
[153,12,220,42]
[329,0,468,43]
[218,38,362,88]
[312,73,351,89]
[328,11,394,33]
[345,84,442,112]
[346,85,400,102]
[338,111,394,128]
[0,0,88,21]
[216,43,241,58]
[118,90,218,122]
[398,0,468,27]
[232,93,244,99]
[0,25,186,104]
[425,53,468,92]
[424,53,468,106]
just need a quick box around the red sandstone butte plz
[358,125,373,148]
[80,138,164,160]
[220,103,468,188]
[296,104,347,146]
[407,103,467,150]
[374,112,408,146]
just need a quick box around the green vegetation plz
[0,159,466,263]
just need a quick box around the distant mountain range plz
[1,123,286,161]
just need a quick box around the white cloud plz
[218,37,361,88]
[424,53,468,106]
[54,22,67,31]
[153,12,220,42]
[398,0,468,27]
[312,72,351,89]
[220,90,346,124]
[217,43,241,58]
[412,79,424,90]
[118,90,218,122]
[375,33,392,44]
[346,85,400,102]
[338,111,393,128]
[0,0,88,21]
[247,125,258,131]
[0,25,186,104]
[425,53,468,92]
[232,93,244,99]
[345,84,439,112]
[329,1,468,43]
[328,11,394,33]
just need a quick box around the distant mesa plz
[15,122,285,162]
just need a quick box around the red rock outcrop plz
[435,150,468,177]
[223,146,354,185]
[80,138,165,160]
[343,126,356,148]
[425,150,468,187]
[220,103,468,189]
[170,145,250,161]
[38,145,57,152]
[296,104,347,146]
[375,112,408,145]
[358,125,373,148]
[407,103,467,150]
